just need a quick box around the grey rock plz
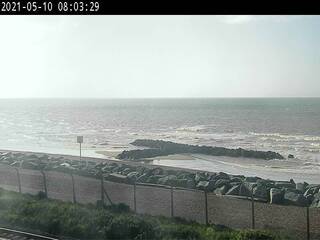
[310,193,320,208]
[245,176,261,183]
[214,179,230,189]
[253,184,268,200]
[136,173,148,183]
[127,172,139,183]
[122,168,132,175]
[106,173,128,183]
[284,190,308,207]
[196,181,215,191]
[239,183,253,197]
[157,175,178,186]
[226,185,240,196]
[186,180,196,189]
[195,172,206,182]
[214,185,229,195]
[270,188,284,204]
[275,181,295,189]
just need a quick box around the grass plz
[0,188,292,240]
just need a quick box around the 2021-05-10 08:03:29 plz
[1,1,100,13]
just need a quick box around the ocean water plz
[0,98,320,181]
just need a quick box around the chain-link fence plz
[0,164,318,240]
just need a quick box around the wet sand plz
[152,154,320,184]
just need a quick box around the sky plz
[0,15,320,98]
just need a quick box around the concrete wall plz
[136,184,171,217]
[19,168,44,195]
[207,194,252,229]
[255,202,307,240]
[309,208,320,240]
[0,164,19,192]
[104,180,134,209]
[173,188,206,224]
[46,171,74,202]
[73,175,101,204]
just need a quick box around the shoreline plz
[1,148,319,184]
[1,148,320,208]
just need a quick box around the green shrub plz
[0,188,292,240]
[233,230,276,240]
[104,214,159,240]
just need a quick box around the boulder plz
[214,185,229,195]
[275,181,295,189]
[158,175,177,185]
[106,173,128,183]
[284,190,308,207]
[122,168,132,175]
[253,184,269,200]
[146,175,165,184]
[196,181,215,191]
[226,185,240,196]
[186,180,196,189]
[304,186,320,196]
[305,194,315,205]
[310,193,320,208]
[239,183,253,197]
[288,154,294,158]
[214,179,230,189]
[136,173,148,183]
[245,176,261,183]
[229,177,243,183]
[214,172,230,180]
[171,179,189,188]
[151,167,163,175]
[270,188,284,204]
[127,172,139,183]
[296,182,307,193]
[195,172,206,182]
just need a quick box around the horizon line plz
[0,96,320,100]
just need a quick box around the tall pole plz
[80,142,82,162]
[77,136,84,166]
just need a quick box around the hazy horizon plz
[1,15,320,98]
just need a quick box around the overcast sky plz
[0,15,319,98]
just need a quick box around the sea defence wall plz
[0,164,319,240]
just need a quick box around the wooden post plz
[133,182,137,213]
[15,168,21,193]
[71,173,76,204]
[170,186,174,218]
[41,170,48,198]
[205,191,208,225]
[101,173,105,205]
[251,188,255,229]
[307,207,310,240]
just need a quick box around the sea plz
[1,98,320,182]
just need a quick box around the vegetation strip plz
[0,188,292,240]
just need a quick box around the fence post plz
[205,191,208,225]
[133,182,137,213]
[40,170,48,198]
[170,186,174,218]
[101,173,105,205]
[307,207,310,240]
[14,168,21,193]
[71,173,76,204]
[251,188,255,229]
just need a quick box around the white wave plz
[250,132,320,142]
[176,125,208,132]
